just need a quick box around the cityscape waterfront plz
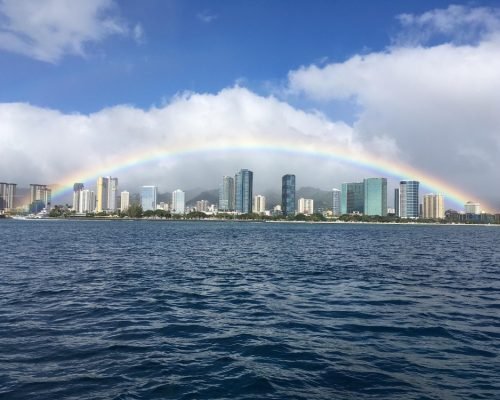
[1,170,498,224]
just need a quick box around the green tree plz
[127,203,143,218]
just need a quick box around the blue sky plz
[1,0,500,210]
[0,0,471,112]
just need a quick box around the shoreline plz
[3,216,499,227]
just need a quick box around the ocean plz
[1,220,499,399]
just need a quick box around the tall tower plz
[332,188,341,216]
[172,189,186,214]
[394,188,400,217]
[108,178,118,211]
[399,180,419,218]
[29,184,51,209]
[120,191,130,212]
[341,182,364,214]
[235,169,253,214]
[423,194,445,219]
[218,176,235,212]
[253,195,266,214]
[363,178,387,216]
[73,183,84,211]
[140,186,157,211]
[0,182,16,210]
[96,177,109,212]
[281,174,296,217]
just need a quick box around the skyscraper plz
[97,176,118,212]
[298,198,314,215]
[29,184,51,209]
[141,186,157,211]
[109,178,118,211]
[253,195,266,214]
[80,190,95,213]
[120,191,130,212]
[219,176,235,211]
[332,188,341,216]
[341,182,364,214]
[0,182,16,210]
[172,189,185,214]
[282,174,296,217]
[363,178,387,216]
[96,177,108,212]
[423,194,445,219]
[399,180,419,218]
[235,169,253,214]
[394,188,400,217]
[196,200,209,212]
[73,183,84,211]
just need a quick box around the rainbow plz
[50,141,496,212]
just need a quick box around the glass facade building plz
[235,169,253,214]
[281,174,296,217]
[172,189,186,214]
[218,176,235,212]
[399,180,419,218]
[363,178,387,216]
[341,182,364,214]
[332,188,341,216]
[141,186,158,211]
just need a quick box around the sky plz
[0,0,499,211]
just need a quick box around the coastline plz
[3,216,499,227]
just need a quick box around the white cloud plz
[0,0,139,62]
[287,5,500,208]
[197,11,218,24]
[0,87,365,197]
[396,4,500,45]
[132,23,144,44]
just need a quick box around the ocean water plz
[1,220,499,400]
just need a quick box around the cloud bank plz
[0,87,364,196]
[287,4,500,209]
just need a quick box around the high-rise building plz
[235,169,253,214]
[96,176,118,212]
[341,182,364,214]
[120,191,130,212]
[109,178,118,211]
[196,200,209,212]
[332,188,341,216]
[73,183,84,211]
[363,178,387,216]
[298,198,314,215]
[282,174,296,217]
[29,184,51,209]
[140,186,157,211]
[423,194,445,219]
[79,190,95,213]
[253,195,266,214]
[172,189,185,214]
[219,176,235,212]
[394,188,400,217]
[399,180,419,218]
[464,201,481,215]
[96,177,108,212]
[0,182,16,210]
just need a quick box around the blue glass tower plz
[282,174,296,217]
[363,178,387,216]
[235,169,253,214]
[341,182,364,214]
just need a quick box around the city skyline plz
[0,1,499,211]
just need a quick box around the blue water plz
[1,220,499,399]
